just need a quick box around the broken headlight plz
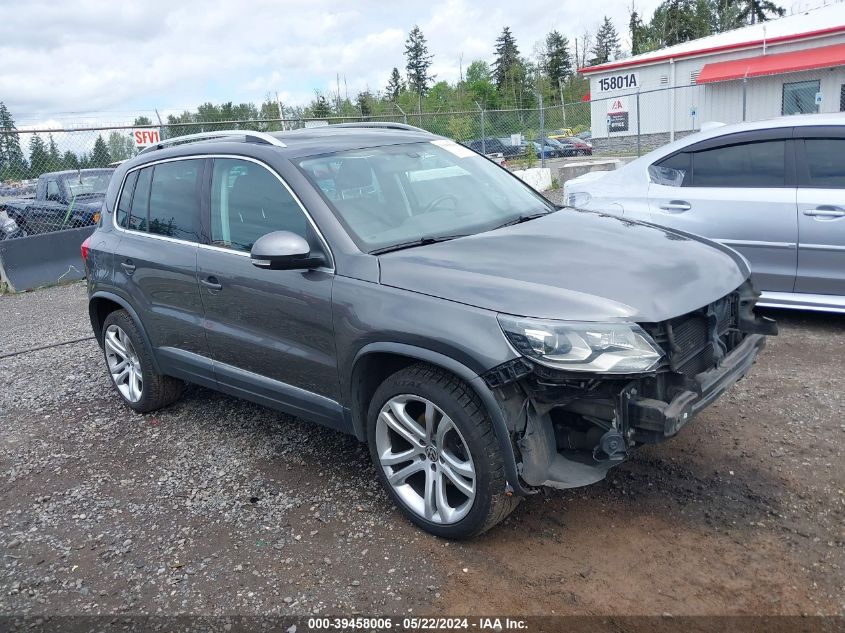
[498,316,664,374]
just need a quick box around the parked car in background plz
[531,140,561,159]
[1,169,113,237]
[465,137,524,160]
[84,125,774,539]
[574,130,592,145]
[547,128,575,140]
[563,113,845,313]
[559,136,593,156]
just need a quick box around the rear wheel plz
[367,364,519,539]
[101,310,184,413]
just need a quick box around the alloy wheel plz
[104,324,143,403]
[375,395,476,524]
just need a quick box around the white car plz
[563,113,845,314]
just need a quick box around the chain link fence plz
[0,75,836,240]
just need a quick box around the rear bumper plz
[627,333,766,440]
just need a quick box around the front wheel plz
[367,364,519,539]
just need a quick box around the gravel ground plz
[0,282,843,617]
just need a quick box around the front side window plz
[210,158,308,252]
[804,139,845,188]
[782,80,820,116]
[297,141,552,252]
[147,160,201,242]
[692,140,785,188]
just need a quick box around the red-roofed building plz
[578,4,845,152]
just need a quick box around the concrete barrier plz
[513,167,553,191]
[0,226,93,292]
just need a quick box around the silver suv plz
[83,124,776,538]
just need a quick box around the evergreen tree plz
[47,133,62,172]
[62,151,79,171]
[492,27,520,90]
[133,116,153,126]
[737,0,784,25]
[630,10,646,56]
[90,135,112,168]
[545,31,573,90]
[589,17,622,65]
[404,26,434,95]
[385,67,404,101]
[310,93,332,118]
[0,102,27,181]
[356,90,373,117]
[28,135,50,177]
[107,131,135,162]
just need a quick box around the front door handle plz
[120,260,136,275]
[659,200,691,212]
[200,276,222,291]
[803,208,845,218]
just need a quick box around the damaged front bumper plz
[483,290,774,492]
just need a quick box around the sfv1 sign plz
[131,128,161,147]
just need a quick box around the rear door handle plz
[659,201,691,212]
[120,260,136,274]
[200,276,222,291]
[803,208,845,218]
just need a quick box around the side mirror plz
[250,231,325,271]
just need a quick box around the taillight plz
[81,236,91,262]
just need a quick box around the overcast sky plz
[1,0,826,126]
[0,0,677,126]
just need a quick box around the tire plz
[101,310,184,413]
[367,363,520,539]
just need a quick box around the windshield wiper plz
[490,211,550,231]
[370,234,468,255]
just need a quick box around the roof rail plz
[138,130,286,154]
[330,122,428,133]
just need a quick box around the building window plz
[840,85,845,112]
[782,80,820,115]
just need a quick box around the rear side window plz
[803,139,845,188]
[116,171,138,228]
[128,167,152,231]
[692,141,785,188]
[148,160,201,242]
[649,152,690,187]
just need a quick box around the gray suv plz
[83,124,776,538]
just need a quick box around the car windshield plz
[67,172,111,197]
[297,140,553,253]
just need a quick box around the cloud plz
[0,0,661,123]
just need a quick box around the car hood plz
[378,210,749,323]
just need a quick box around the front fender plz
[350,342,531,496]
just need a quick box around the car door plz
[647,131,797,292]
[196,156,341,427]
[113,158,213,385]
[794,128,845,296]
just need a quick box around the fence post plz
[636,90,641,158]
[475,102,485,154]
[539,93,545,168]
[395,103,407,125]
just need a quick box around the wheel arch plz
[88,291,161,374]
[350,342,530,496]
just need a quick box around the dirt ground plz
[0,282,842,617]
